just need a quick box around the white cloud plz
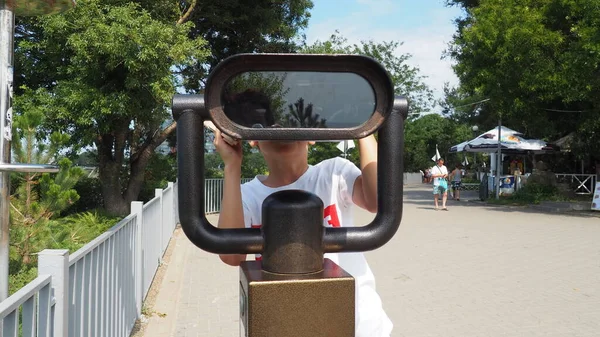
[305,8,461,113]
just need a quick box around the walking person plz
[431,158,449,210]
[450,164,464,201]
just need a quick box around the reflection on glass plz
[222,71,376,128]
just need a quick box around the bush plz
[9,211,120,295]
[510,182,565,204]
[138,153,177,202]
[48,211,121,252]
[9,267,38,296]
[66,176,104,215]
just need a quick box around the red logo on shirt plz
[323,204,341,227]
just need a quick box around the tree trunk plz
[96,128,130,216]
[96,121,177,216]
[124,147,153,206]
[99,160,129,216]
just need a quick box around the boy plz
[213,128,393,336]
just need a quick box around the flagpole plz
[495,119,502,199]
[344,140,348,159]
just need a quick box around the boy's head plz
[223,89,275,129]
[222,88,316,163]
[436,158,444,166]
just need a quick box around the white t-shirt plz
[430,164,448,186]
[240,157,393,337]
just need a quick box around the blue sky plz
[303,0,464,112]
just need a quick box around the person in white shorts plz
[430,158,449,210]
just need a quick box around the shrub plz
[511,182,565,204]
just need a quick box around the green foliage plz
[488,182,566,205]
[9,109,84,266]
[225,72,290,120]
[205,153,225,179]
[17,1,206,136]
[300,31,435,165]
[9,267,38,296]
[10,158,84,266]
[9,211,120,295]
[285,98,327,127]
[308,141,356,166]
[180,0,314,92]
[302,31,434,115]
[404,114,472,172]
[67,176,104,214]
[14,0,209,214]
[241,144,269,178]
[48,211,121,252]
[138,153,177,202]
[446,0,600,162]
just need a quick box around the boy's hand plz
[214,129,243,168]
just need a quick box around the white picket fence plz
[1,172,424,336]
[205,178,253,214]
[0,182,179,337]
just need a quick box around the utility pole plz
[0,0,74,302]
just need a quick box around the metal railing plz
[0,181,179,337]
[205,178,253,214]
[555,174,596,194]
[0,275,52,336]
[204,174,423,214]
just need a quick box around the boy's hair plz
[223,89,275,128]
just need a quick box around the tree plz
[446,0,600,175]
[284,98,327,127]
[15,0,208,215]
[302,31,434,115]
[9,107,84,266]
[404,114,472,172]
[224,72,290,122]
[179,0,314,92]
[301,31,435,164]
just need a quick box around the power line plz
[454,98,490,109]
[542,108,593,113]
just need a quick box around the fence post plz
[38,249,69,337]
[174,179,179,225]
[131,201,143,317]
[167,182,175,231]
[155,188,164,255]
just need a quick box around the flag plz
[431,144,441,161]
[336,140,355,153]
[462,155,469,166]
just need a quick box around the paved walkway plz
[142,186,600,337]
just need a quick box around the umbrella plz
[450,140,470,153]
[449,126,554,154]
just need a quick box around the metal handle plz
[0,163,59,173]
[174,94,408,254]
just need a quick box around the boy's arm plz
[218,165,247,266]
[352,135,378,213]
[213,129,247,266]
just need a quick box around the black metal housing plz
[260,190,325,274]
[201,53,394,141]
[173,54,408,255]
